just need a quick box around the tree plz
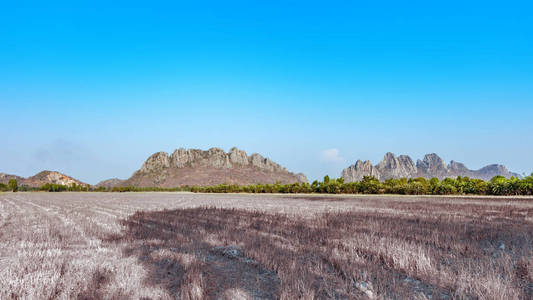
[311,180,319,192]
[360,176,381,194]
[406,181,427,195]
[489,176,508,195]
[434,182,456,195]
[8,179,18,192]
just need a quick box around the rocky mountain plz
[342,152,519,182]
[0,173,25,185]
[0,171,88,187]
[95,178,125,188]
[23,171,88,187]
[111,147,308,187]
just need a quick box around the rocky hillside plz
[111,147,307,187]
[24,171,88,187]
[0,171,88,187]
[95,178,125,188]
[342,152,519,182]
[0,173,25,185]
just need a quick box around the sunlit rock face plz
[122,147,307,187]
[22,171,88,187]
[341,160,381,182]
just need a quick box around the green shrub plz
[434,183,457,195]
[41,183,68,192]
[8,179,18,192]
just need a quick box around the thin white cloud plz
[320,148,345,164]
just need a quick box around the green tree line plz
[180,174,533,196]
[2,174,532,196]
[0,180,90,192]
[39,183,90,192]
[94,174,533,196]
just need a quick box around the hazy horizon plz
[2,1,532,184]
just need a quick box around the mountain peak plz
[448,160,468,172]
[0,170,88,187]
[118,147,307,187]
[342,153,518,181]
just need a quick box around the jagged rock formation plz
[474,164,519,180]
[342,152,519,182]
[416,154,449,179]
[341,161,381,182]
[116,147,308,187]
[376,153,417,178]
[0,171,87,187]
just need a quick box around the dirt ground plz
[1,192,532,299]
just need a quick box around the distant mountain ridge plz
[95,178,124,188]
[98,147,307,187]
[341,152,520,182]
[0,171,87,187]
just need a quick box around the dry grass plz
[0,192,532,299]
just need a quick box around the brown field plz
[0,193,532,299]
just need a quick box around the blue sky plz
[1,1,532,184]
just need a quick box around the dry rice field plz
[0,192,532,299]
